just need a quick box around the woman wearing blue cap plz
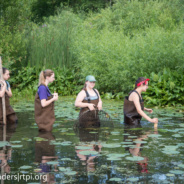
[75,75,102,128]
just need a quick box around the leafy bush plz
[72,0,184,95]
[144,68,184,106]
[9,66,83,96]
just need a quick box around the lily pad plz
[172,134,182,138]
[162,150,180,154]
[102,143,121,148]
[148,134,162,138]
[61,158,71,161]
[47,161,59,165]
[127,177,139,182]
[178,164,184,168]
[0,141,10,147]
[107,157,122,161]
[166,173,175,177]
[20,165,32,170]
[134,140,147,144]
[109,178,122,182]
[12,145,23,148]
[64,171,77,175]
[126,156,144,161]
[121,142,133,145]
[169,170,184,175]
[75,146,93,150]
[111,132,120,135]
[79,150,99,155]
[34,169,42,172]
[107,154,126,158]
[128,136,138,138]
[59,167,71,172]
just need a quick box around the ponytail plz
[39,71,45,86]
[82,83,87,90]
[38,69,54,86]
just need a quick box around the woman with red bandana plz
[124,77,158,125]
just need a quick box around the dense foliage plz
[0,0,184,106]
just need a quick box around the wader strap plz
[129,90,143,103]
[93,89,99,98]
[84,90,91,103]
[38,85,52,96]
[84,89,99,103]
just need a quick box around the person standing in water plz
[75,75,102,128]
[0,68,17,124]
[34,69,58,132]
[124,77,158,126]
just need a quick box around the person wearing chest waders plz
[34,70,58,132]
[124,77,158,127]
[75,75,102,128]
[0,68,18,124]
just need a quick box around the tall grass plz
[26,10,80,70]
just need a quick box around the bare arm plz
[95,89,102,110]
[41,93,58,107]
[0,81,7,97]
[6,87,12,97]
[131,93,158,123]
[75,90,95,110]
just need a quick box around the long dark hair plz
[134,77,147,90]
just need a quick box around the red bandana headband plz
[137,78,150,87]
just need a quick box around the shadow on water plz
[0,100,184,183]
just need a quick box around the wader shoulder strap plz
[129,90,143,102]
[38,85,52,96]
[84,90,90,103]
[93,89,99,98]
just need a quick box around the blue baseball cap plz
[85,75,96,82]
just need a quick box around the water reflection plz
[0,123,17,176]
[124,125,157,173]
[34,131,58,183]
[75,128,102,173]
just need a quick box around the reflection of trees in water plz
[35,132,58,184]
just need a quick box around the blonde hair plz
[39,69,54,86]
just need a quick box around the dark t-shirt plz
[38,85,51,100]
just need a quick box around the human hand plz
[150,118,158,124]
[0,80,6,87]
[97,103,102,110]
[53,93,58,101]
[146,108,153,113]
[88,104,95,111]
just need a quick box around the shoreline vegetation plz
[1,0,184,107]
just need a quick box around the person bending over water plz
[75,75,102,128]
[0,67,17,124]
[124,77,158,126]
[34,69,58,132]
